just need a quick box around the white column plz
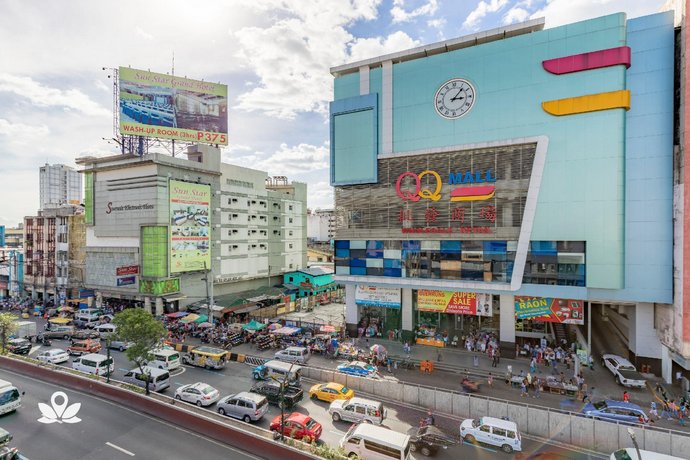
[359,66,370,95]
[630,302,663,359]
[401,288,413,331]
[499,294,515,344]
[144,296,151,312]
[381,60,393,155]
[155,297,164,316]
[345,284,358,324]
[661,345,673,384]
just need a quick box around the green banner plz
[139,278,180,296]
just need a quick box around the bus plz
[0,380,22,416]
[180,346,228,370]
[610,448,684,460]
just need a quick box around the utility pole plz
[203,262,214,325]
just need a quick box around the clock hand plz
[450,89,465,102]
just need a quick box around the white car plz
[36,348,70,364]
[601,354,647,388]
[175,382,220,407]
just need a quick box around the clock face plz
[434,78,475,119]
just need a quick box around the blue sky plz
[0,0,671,228]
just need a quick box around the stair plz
[552,322,568,346]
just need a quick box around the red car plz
[269,412,322,443]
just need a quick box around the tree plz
[0,312,19,355]
[112,308,166,395]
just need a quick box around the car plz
[175,382,220,407]
[269,412,322,443]
[336,361,379,378]
[250,382,303,408]
[309,382,354,403]
[67,339,102,356]
[71,329,101,341]
[6,338,31,355]
[38,326,75,340]
[107,339,133,352]
[216,392,269,422]
[581,400,649,425]
[36,348,70,364]
[601,354,646,388]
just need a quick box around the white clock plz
[434,78,476,119]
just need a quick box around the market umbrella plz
[197,322,213,328]
[268,323,282,330]
[194,314,209,324]
[241,319,266,331]
[319,325,336,333]
[370,344,386,355]
[166,312,188,318]
[58,306,74,312]
[180,313,200,323]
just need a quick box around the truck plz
[602,354,647,388]
[11,321,36,341]
[250,381,304,409]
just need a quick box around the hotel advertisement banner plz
[119,67,228,145]
[417,290,493,316]
[514,296,584,324]
[169,180,211,274]
[355,285,401,309]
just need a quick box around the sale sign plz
[514,296,584,324]
[417,290,492,316]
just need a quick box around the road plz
[16,333,604,460]
[0,369,261,460]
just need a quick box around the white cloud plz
[0,119,50,139]
[348,31,421,63]
[530,0,667,27]
[0,74,110,117]
[306,181,334,210]
[503,7,530,24]
[259,142,329,175]
[463,0,509,29]
[427,18,446,29]
[391,0,439,23]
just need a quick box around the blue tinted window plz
[334,240,349,249]
[440,241,461,253]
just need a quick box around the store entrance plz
[358,306,401,338]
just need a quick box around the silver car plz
[175,382,220,407]
[108,339,133,352]
[217,392,269,423]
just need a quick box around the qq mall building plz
[330,12,680,378]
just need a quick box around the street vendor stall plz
[241,319,266,331]
[179,313,200,323]
[272,326,301,336]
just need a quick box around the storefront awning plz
[163,294,187,302]
[221,303,260,315]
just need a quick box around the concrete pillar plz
[144,296,151,313]
[155,297,164,316]
[629,302,663,374]
[500,294,516,358]
[402,288,413,331]
[345,284,358,336]
[661,345,673,384]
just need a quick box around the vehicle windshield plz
[472,419,481,428]
[619,365,636,371]
[201,386,215,395]
[340,387,350,394]
[592,401,607,410]
[168,354,179,362]
[305,418,318,430]
[0,389,20,405]
[612,449,633,460]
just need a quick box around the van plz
[149,348,181,371]
[216,391,269,422]
[39,325,75,340]
[72,353,114,376]
[460,416,522,453]
[329,397,386,425]
[75,308,103,321]
[610,448,684,460]
[0,379,23,416]
[274,346,310,364]
[252,360,303,387]
[94,323,117,339]
[339,423,411,460]
[123,366,170,392]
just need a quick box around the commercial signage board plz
[169,180,211,274]
[139,278,180,296]
[116,276,136,287]
[355,285,401,309]
[514,296,584,324]
[119,67,228,145]
[417,290,493,316]
[116,265,139,276]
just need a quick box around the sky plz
[0,0,672,228]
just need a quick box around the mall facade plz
[330,12,678,377]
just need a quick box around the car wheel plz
[175,395,182,401]
[348,453,358,458]
[243,415,251,423]
[218,408,226,416]
[420,446,433,456]
[501,444,513,454]
[302,435,311,444]
[409,443,418,452]
[119,346,125,352]
[615,376,620,385]
[311,393,318,400]
[272,430,281,440]
[332,412,341,422]
[63,335,69,340]
[464,434,475,444]
[196,400,203,407]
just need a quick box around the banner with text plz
[119,67,228,145]
[355,285,401,309]
[514,296,584,324]
[169,180,211,274]
[417,290,493,316]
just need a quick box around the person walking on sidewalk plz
[623,390,629,403]
[530,357,537,374]
[487,373,493,387]
[533,378,541,399]
[582,386,594,403]
[520,379,529,397]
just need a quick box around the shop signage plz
[105,202,154,214]
[514,296,584,324]
[417,290,493,316]
[116,276,136,287]
[139,278,180,296]
[355,285,401,309]
[396,169,497,203]
[79,289,95,298]
[116,265,139,276]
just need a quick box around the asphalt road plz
[0,369,261,460]
[19,335,604,460]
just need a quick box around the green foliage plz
[0,312,19,354]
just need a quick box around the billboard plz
[169,180,211,273]
[119,67,228,145]
[514,296,584,324]
[355,285,401,309]
[417,290,493,316]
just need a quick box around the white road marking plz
[29,345,42,355]
[106,442,135,456]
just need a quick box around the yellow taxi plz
[308,382,354,403]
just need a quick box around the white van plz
[340,423,410,460]
[460,416,522,453]
[274,346,310,364]
[329,397,386,425]
[75,308,103,321]
[123,366,170,392]
[252,360,303,386]
[610,448,684,460]
[0,379,22,415]
[149,348,181,371]
[72,353,114,376]
[94,323,117,339]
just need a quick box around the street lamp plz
[627,427,642,460]
[270,362,295,442]
[105,336,112,383]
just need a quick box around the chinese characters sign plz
[514,296,584,324]
[417,290,493,316]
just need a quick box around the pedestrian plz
[487,373,493,387]
[623,390,629,403]
[588,354,594,370]
[530,357,537,374]
[533,378,541,399]
[521,380,528,397]
[582,386,593,404]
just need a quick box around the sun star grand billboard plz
[169,180,211,274]
[119,67,228,145]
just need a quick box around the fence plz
[297,364,690,457]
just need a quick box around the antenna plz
[172,51,175,77]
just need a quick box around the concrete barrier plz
[570,415,594,447]
[359,377,374,395]
[452,393,470,417]
[670,431,690,457]
[593,419,619,454]
[526,407,549,438]
[418,387,435,409]
[469,396,488,418]
[403,385,420,405]
[435,391,452,414]
[487,399,508,420]
[642,428,672,455]
[548,411,571,444]
[506,404,528,431]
